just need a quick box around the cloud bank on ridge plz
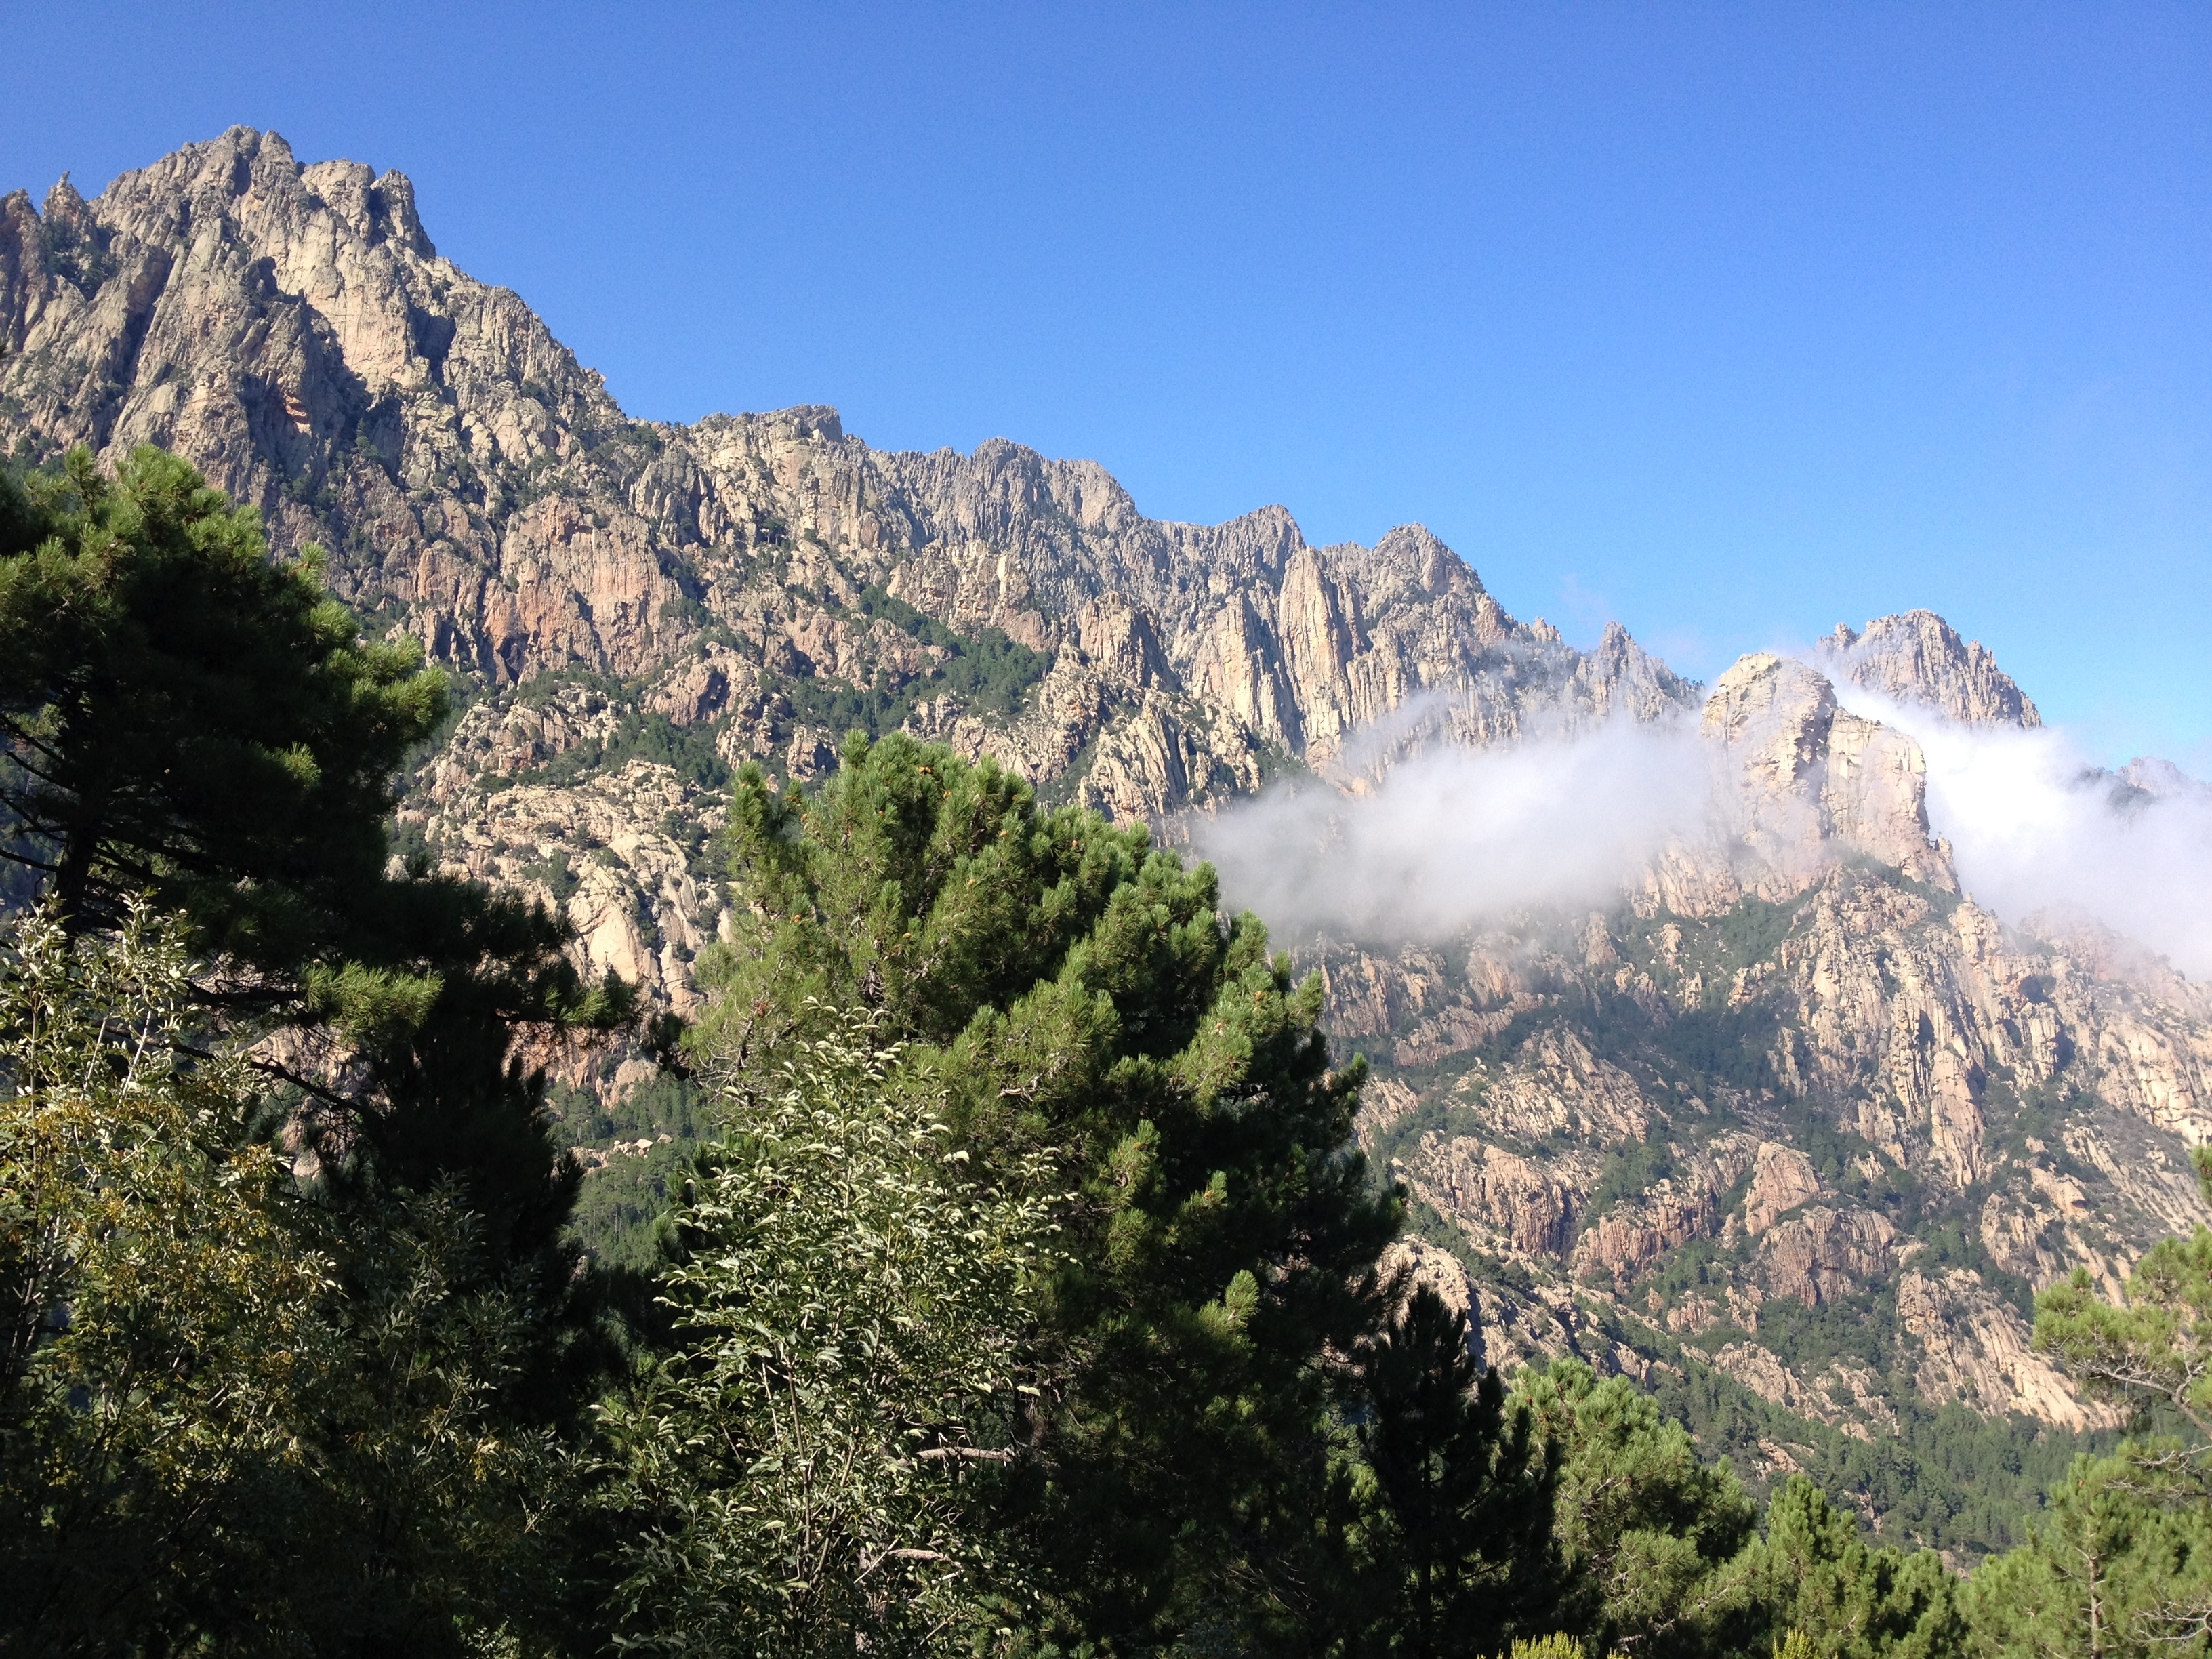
[1191,714,1712,943]
[1194,673,2212,979]
[1832,686,2212,979]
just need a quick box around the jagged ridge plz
[7,131,2212,1555]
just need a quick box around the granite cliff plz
[1,127,1686,1005]
[7,131,2209,1548]
[1357,635,2211,1450]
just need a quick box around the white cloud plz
[1191,714,1712,943]
[1830,684,2212,977]
[1191,669,2212,977]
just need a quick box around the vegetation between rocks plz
[1,451,2208,1656]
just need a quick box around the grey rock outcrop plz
[1355,644,2211,1453]
[0,129,1694,842]
[0,129,1702,1011]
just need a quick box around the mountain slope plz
[1,127,1688,1000]
[7,130,2210,1555]
[1346,642,2211,1553]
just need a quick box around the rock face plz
[1,127,1690,1004]
[1696,651,1955,897]
[1357,632,2212,1454]
[8,134,2211,1526]
[1817,610,2042,729]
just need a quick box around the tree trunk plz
[53,808,99,934]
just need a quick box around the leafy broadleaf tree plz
[697,735,1401,1649]
[1349,1282,1560,1658]
[0,899,329,1650]
[594,1006,1061,1656]
[0,902,564,1657]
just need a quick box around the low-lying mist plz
[1197,676,2212,981]
[1191,714,1713,943]
[1835,687,2212,979]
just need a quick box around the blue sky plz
[7,3,2208,762]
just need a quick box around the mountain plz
[1816,610,2044,729]
[1350,648,2210,1449]
[7,129,2209,1554]
[0,127,1686,997]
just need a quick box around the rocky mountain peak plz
[40,173,91,232]
[1,131,1708,815]
[1688,651,1954,903]
[1362,523,1485,598]
[10,136,2209,1522]
[1702,652,1836,777]
[296,158,436,260]
[1818,609,2042,728]
[2118,755,2211,802]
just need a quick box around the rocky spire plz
[1818,609,2042,727]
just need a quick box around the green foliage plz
[0,903,562,1656]
[0,445,444,947]
[312,869,634,1313]
[1916,1212,2036,1322]
[1711,895,1799,967]
[522,846,582,904]
[2035,1147,2212,1445]
[1617,896,1803,1003]
[26,445,2210,1656]
[1739,1477,1965,1658]
[515,676,730,793]
[1644,1350,2107,1561]
[0,447,635,1326]
[1349,1284,1560,1657]
[559,1072,706,1271]
[1513,1357,1762,1658]
[1494,1368,1971,1658]
[1960,1450,2212,1657]
[591,1008,1062,1656]
[1977,1073,2087,1171]
[1967,1145,2212,1655]
[1645,1000,1781,1091]
[857,582,1054,719]
[1741,1290,1893,1376]
[762,586,1054,744]
[1362,1088,1492,1177]
[0,901,329,1648]
[701,734,1401,1646]
[1582,1123,1679,1229]
[1498,1637,1588,1659]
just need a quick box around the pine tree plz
[1352,1283,1559,1657]
[1744,1477,1964,1658]
[0,449,631,1311]
[1963,1143,2212,1656]
[1961,1453,2212,1659]
[1511,1357,1761,1658]
[696,735,1402,1648]
[0,446,438,944]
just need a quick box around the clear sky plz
[7,3,2208,762]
